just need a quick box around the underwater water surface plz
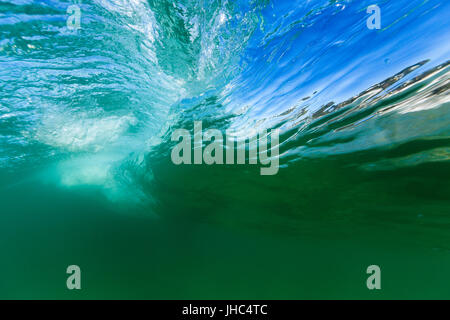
[0,0,450,299]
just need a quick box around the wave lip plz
[0,0,449,203]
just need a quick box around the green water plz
[1,151,449,299]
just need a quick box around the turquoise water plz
[0,0,450,299]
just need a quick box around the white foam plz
[36,113,137,152]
